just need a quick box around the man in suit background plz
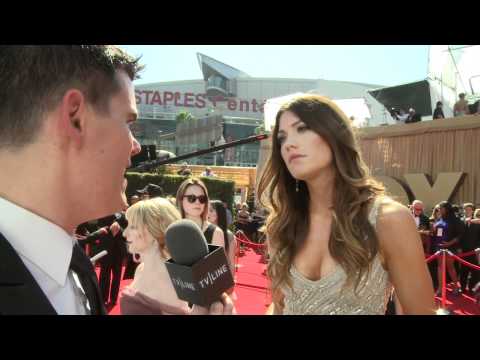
[411,200,437,289]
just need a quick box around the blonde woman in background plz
[119,197,233,315]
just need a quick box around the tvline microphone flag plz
[165,219,234,307]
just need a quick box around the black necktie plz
[69,243,106,315]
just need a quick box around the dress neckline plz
[291,263,342,285]
[290,196,385,286]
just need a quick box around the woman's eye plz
[297,124,309,132]
[277,136,286,144]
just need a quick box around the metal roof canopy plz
[368,80,432,116]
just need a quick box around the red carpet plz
[97,251,479,315]
[232,247,271,315]
[99,247,271,315]
[434,286,480,315]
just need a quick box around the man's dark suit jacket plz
[0,232,106,315]
[0,233,56,314]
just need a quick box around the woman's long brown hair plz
[257,94,385,308]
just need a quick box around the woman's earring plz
[295,179,299,192]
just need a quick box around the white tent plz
[428,45,480,116]
[264,93,373,131]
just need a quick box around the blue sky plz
[121,45,430,87]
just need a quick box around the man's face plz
[413,204,423,216]
[464,206,474,218]
[80,70,141,219]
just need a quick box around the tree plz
[254,124,268,135]
[175,111,195,125]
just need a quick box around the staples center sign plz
[135,90,266,113]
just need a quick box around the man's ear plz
[58,89,88,146]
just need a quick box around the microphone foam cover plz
[165,219,209,266]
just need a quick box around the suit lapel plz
[0,233,57,315]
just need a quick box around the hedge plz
[125,172,235,210]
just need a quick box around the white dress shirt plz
[414,216,420,228]
[0,196,88,315]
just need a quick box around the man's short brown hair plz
[463,203,475,210]
[0,45,144,149]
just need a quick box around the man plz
[411,200,431,253]
[433,101,445,119]
[223,201,233,227]
[0,46,233,315]
[405,108,421,123]
[136,183,164,199]
[454,93,470,117]
[177,162,191,176]
[411,200,437,290]
[201,166,215,177]
[129,195,140,205]
[458,203,480,295]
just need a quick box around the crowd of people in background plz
[409,199,480,304]
[389,93,480,123]
[73,162,480,314]
[74,175,267,312]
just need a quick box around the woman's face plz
[123,222,153,254]
[277,111,333,182]
[182,185,207,219]
[208,204,218,225]
[440,207,447,218]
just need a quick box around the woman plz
[432,201,464,296]
[236,203,254,240]
[257,94,435,315]
[119,197,233,315]
[176,177,225,247]
[209,200,238,301]
[208,200,237,274]
[430,205,441,223]
[120,198,190,315]
[433,101,445,119]
[237,203,251,224]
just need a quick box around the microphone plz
[130,133,269,172]
[90,250,108,265]
[164,219,234,307]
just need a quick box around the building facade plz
[132,52,391,166]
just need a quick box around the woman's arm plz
[228,233,237,272]
[266,292,284,315]
[376,201,436,315]
[211,227,225,248]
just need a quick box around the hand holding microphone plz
[165,219,235,315]
[192,292,235,315]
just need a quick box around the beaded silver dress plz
[283,197,392,315]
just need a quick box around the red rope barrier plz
[441,251,447,309]
[447,252,480,271]
[453,248,480,259]
[235,233,266,249]
[425,252,440,264]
